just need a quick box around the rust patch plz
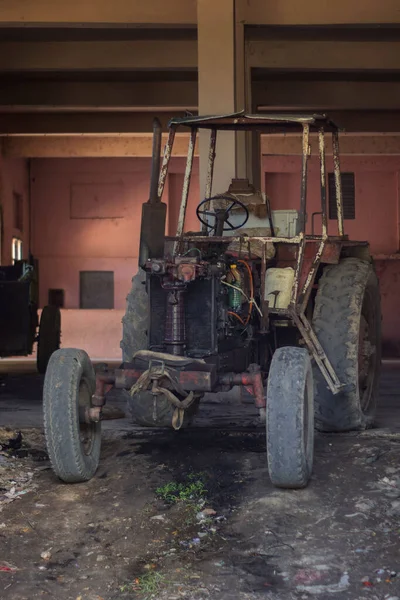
[321,243,341,264]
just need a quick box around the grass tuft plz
[156,473,207,505]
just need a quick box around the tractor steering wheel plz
[196,195,249,234]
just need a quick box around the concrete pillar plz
[197,0,251,198]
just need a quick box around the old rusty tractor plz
[43,113,381,489]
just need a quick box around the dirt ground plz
[1,366,400,600]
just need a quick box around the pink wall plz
[28,154,400,359]
[54,309,124,360]
[168,172,200,235]
[30,158,199,358]
[263,156,399,254]
[31,158,199,310]
[0,157,29,265]
[375,261,400,357]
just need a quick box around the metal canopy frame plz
[168,111,339,132]
[158,112,345,243]
[154,112,352,396]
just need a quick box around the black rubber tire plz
[120,269,148,363]
[37,305,61,374]
[267,347,314,489]
[43,348,101,483]
[312,258,381,432]
[121,269,200,428]
[125,389,199,428]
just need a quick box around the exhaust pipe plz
[149,118,162,204]
[138,118,167,267]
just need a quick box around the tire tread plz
[267,346,314,489]
[43,348,101,483]
[312,258,381,432]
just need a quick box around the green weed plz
[137,571,165,599]
[156,473,207,505]
[120,570,165,599]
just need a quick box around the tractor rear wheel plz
[312,257,381,432]
[125,389,199,428]
[120,270,199,428]
[43,348,101,483]
[266,346,314,489]
[37,305,61,374]
[121,269,148,363]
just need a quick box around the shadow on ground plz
[1,365,400,599]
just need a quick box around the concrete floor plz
[1,363,400,600]
[0,360,125,430]
[0,361,399,432]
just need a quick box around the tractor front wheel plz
[266,346,314,489]
[121,270,199,428]
[43,348,101,483]
[125,389,199,428]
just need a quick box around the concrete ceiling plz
[1,23,400,136]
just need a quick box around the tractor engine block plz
[145,254,254,370]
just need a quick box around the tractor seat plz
[214,181,276,259]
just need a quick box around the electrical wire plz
[221,279,250,301]
[228,311,245,325]
[221,279,263,318]
[238,259,254,325]
[182,247,202,257]
[251,299,263,318]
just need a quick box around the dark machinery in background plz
[43,113,381,490]
[0,256,61,373]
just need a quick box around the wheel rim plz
[358,288,377,413]
[78,378,96,455]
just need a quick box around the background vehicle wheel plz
[121,269,148,362]
[37,305,61,374]
[125,389,199,428]
[267,346,314,489]
[312,258,381,432]
[43,348,101,483]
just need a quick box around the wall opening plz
[11,237,23,264]
[79,270,114,309]
[13,191,24,232]
[328,172,355,220]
